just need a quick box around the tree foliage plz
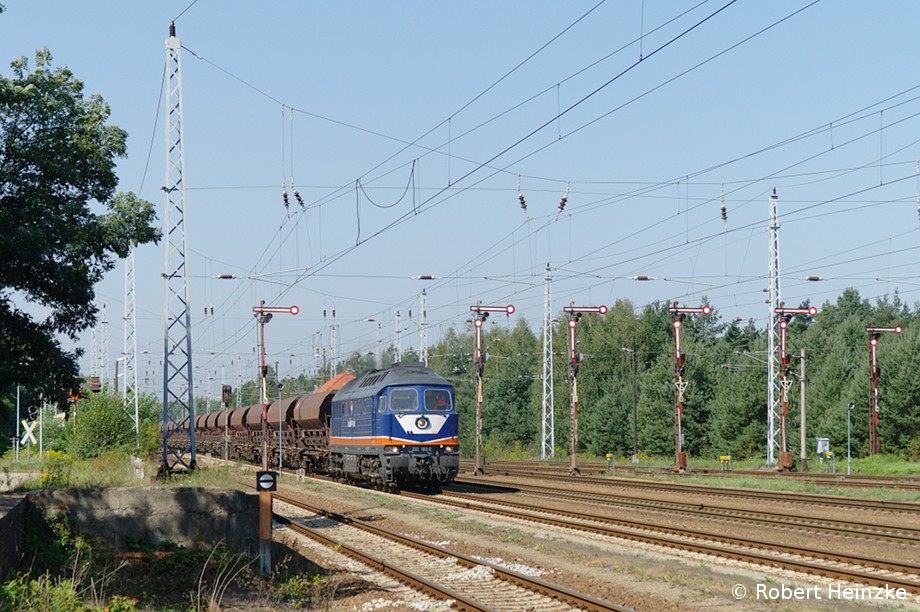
[418,289,920,463]
[0,50,160,402]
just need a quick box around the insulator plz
[282,191,290,209]
[518,193,526,210]
[558,196,567,211]
[294,191,304,207]
[721,205,727,222]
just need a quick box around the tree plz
[0,50,160,402]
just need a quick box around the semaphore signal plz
[563,303,607,475]
[866,324,902,455]
[469,303,516,475]
[667,302,712,472]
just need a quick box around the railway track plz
[270,490,633,611]
[470,459,920,492]
[450,479,920,545]
[397,488,920,595]
[475,467,920,513]
[219,456,920,604]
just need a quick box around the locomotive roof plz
[334,362,451,400]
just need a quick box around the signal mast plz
[668,302,712,472]
[469,303,515,475]
[866,324,902,455]
[773,303,817,470]
[562,304,608,474]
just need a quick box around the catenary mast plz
[541,264,554,460]
[766,190,781,467]
[160,22,196,473]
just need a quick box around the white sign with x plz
[21,420,37,445]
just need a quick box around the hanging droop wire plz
[281,104,289,212]
[354,161,417,245]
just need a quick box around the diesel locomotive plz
[188,362,460,489]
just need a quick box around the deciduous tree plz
[0,50,160,402]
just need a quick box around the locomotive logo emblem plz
[395,414,448,434]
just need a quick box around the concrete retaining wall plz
[0,496,26,580]
[27,487,259,555]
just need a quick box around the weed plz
[274,574,322,607]
[40,450,72,488]
[192,543,254,612]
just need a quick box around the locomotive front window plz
[378,396,387,413]
[424,389,452,411]
[389,388,417,412]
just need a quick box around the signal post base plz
[673,452,688,473]
[259,489,272,576]
[777,451,796,472]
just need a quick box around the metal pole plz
[799,348,808,471]
[567,315,579,475]
[257,305,271,578]
[630,350,638,463]
[672,317,684,471]
[474,316,484,475]
[259,303,268,472]
[15,385,20,462]
[277,362,282,477]
[39,397,44,459]
[847,402,853,475]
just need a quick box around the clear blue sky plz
[5,1,920,399]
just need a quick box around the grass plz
[0,451,252,493]
[0,492,334,611]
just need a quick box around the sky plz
[5,1,920,402]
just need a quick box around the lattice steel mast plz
[766,189,781,467]
[541,264,554,460]
[124,248,139,451]
[160,22,196,473]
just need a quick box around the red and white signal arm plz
[866,326,902,334]
[669,305,712,315]
[470,304,516,315]
[775,306,818,317]
[253,305,299,315]
[563,305,608,315]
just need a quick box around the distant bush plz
[69,393,134,459]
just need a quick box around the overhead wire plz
[183,1,920,377]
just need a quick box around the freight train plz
[182,362,460,490]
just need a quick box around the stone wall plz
[27,487,260,555]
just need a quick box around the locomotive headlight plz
[442,445,455,453]
[385,446,400,454]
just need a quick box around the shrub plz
[69,394,133,459]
